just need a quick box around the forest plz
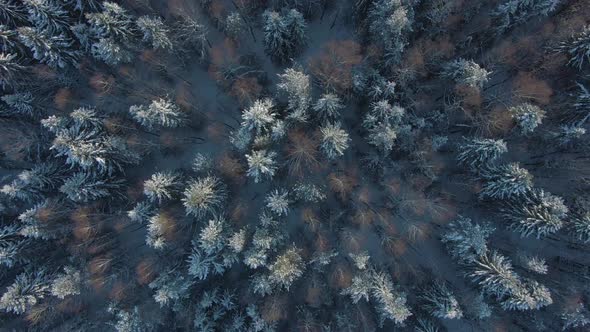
[0,0,590,331]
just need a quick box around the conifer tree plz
[478,163,533,200]
[182,176,227,219]
[503,189,569,238]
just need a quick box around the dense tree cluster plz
[0,0,589,331]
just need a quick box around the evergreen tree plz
[23,0,70,34]
[224,12,245,39]
[0,270,49,314]
[313,93,343,123]
[0,53,26,89]
[367,0,413,66]
[91,36,133,66]
[492,0,560,35]
[561,303,590,331]
[148,270,192,308]
[320,122,350,159]
[143,172,181,204]
[556,25,590,70]
[17,27,79,68]
[60,172,124,202]
[129,97,187,130]
[0,92,36,117]
[503,189,569,238]
[570,212,590,243]
[268,246,305,291]
[241,98,276,135]
[277,67,311,122]
[182,176,227,219]
[442,58,491,89]
[442,216,495,263]
[50,266,81,299]
[509,103,546,135]
[246,149,278,183]
[457,137,507,169]
[572,82,590,125]
[478,163,533,200]
[341,270,373,303]
[85,2,135,42]
[265,189,291,216]
[262,9,307,62]
[136,16,173,51]
[127,201,155,224]
[371,270,413,326]
[0,225,27,268]
[0,0,27,26]
[420,282,463,319]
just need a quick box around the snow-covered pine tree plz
[509,103,546,135]
[129,97,187,130]
[478,163,533,200]
[442,58,491,89]
[320,122,350,160]
[17,27,80,68]
[136,16,173,51]
[246,149,278,183]
[503,189,568,238]
[182,176,227,219]
[0,270,49,314]
[441,216,495,263]
[457,137,507,169]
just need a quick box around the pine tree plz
[367,123,398,154]
[224,12,245,39]
[492,0,560,35]
[148,270,192,308]
[313,93,343,123]
[0,270,49,314]
[277,67,311,122]
[371,270,412,326]
[17,27,79,68]
[17,199,68,239]
[268,246,305,291]
[127,201,155,224]
[292,182,326,203]
[50,266,81,299]
[320,122,350,159]
[136,16,173,51]
[285,8,307,52]
[241,98,276,135]
[0,225,27,268]
[85,2,135,42]
[441,216,495,263]
[478,163,533,200]
[570,212,590,243]
[1,92,36,117]
[60,172,124,202]
[91,37,133,66]
[265,189,291,216]
[23,0,70,34]
[503,189,569,238]
[509,103,546,135]
[552,124,586,147]
[246,149,278,183]
[556,26,590,70]
[341,270,373,303]
[571,82,590,125]
[182,176,227,219]
[561,303,590,331]
[420,282,463,319]
[129,97,187,130]
[457,137,507,169]
[0,53,26,89]
[367,0,413,66]
[442,58,491,89]
[0,0,27,26]
[262,10,289,62]
[143,172,181,204]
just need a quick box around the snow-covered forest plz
[1,0,590,331]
